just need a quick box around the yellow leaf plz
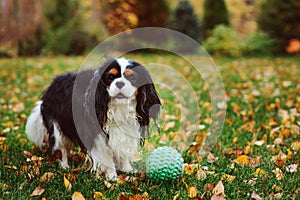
[232,137,238,144]
[291,141,300,152]
[94,191,106,200]
[233,155,249,166]
[173,193,180,200]
[104,180,114,190]
[272,168,284,181]
[184,164,195,175]
[221,174,236,182]
[72,191,85,200]
[272,185,283,192]
[64,176,72,191]
[255,168,266,177]
[184,182,198,198]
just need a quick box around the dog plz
[26,57,161,180]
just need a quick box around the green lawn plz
[0,55,299,199]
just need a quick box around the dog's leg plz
[90,135,118,181]
[120,158,133,173]
[53,122,70,169]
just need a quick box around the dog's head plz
[86,57,161,136]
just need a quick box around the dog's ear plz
[135,65,161,140]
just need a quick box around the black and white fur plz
[26,57,161,180]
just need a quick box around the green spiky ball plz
[146,146,184,181]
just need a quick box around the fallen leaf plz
[254,140,265,146]
[30,186,45,197]
[129,194,142,200]
[64,176,72,191]
[40,172,54,184]
[212,181,225,196]
[94,191,106,200]
[291,141,300,152]
[163,121,176,131]
[184,182,198,198]
[23,150,33,158]
[255,168,267,177]
[104,180,114,190]
[184,164,195,175]
[211,194,226,200]
[196,168,207,180]
[251,191,263,200]
[72,191,85,200]
[207,152,217,163]
[118,193,129,200]
[233,155,249,166]
[221,174,236,182]
[286,164,298,173]
[272,168,284,181]
[274,193,283,199]
[272,185,282,192]
[173,193,180,200]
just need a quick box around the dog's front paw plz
[105,169,118,181]
[121,162,133,173]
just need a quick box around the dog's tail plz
[26,101,48,148]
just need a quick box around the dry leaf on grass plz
[251,191,263,200]
[30,186,45,197]
[94,191,106,200]
[233,155,249,166]
[64,175,72,191]
[40,172,54,184]
[72,191,85,200]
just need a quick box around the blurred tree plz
[43,0,81,54]
[257,0,300,54]
[168,0,202,42]
[203,0,229,38]
[0,0,44,56]
[102,0,170,35]
[225,0,258,34]
[135,0,170,28]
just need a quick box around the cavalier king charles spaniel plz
[26,57,161,180]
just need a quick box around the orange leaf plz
[40,172,54,184]
[129,194,142,200]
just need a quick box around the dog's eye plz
[125,74,135,81]
[109,74,115,80]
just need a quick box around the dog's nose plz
[116,81,125,89]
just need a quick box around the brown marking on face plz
[124,69,134,76]
[108,68,118,75]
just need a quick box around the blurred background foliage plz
[0,0,299,57]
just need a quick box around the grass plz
[0,54,299,199]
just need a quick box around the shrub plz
[242,32,275,56]
[257,0,300,54]
[168,0,202,42]
[42,0,94,55]
[203,25,243,57]
[203,0,230,38]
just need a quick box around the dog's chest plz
[104,101,140,154]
